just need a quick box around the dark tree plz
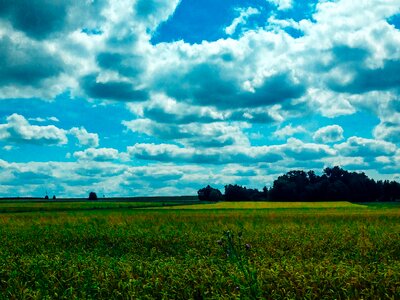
[225,184,265,201]
[269,166,400,202]
[52,195,56,200]
[44,195,49,199]
[88,191,98,200]
[197,185,223,201]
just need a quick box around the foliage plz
[197,185,223,201]
[0,204,399,298]
[268,166,400,202]
[224,184,266,201]
[88,192,98,200]
[217,230,259,298]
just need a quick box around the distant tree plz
[268,166,400,202]
[44,195,49,200]
[88,191,98,200]
[197,185,223,201]
[52,195,56,200]
[225,184,265,201]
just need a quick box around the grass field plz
[0,200,399,299]
[163,201,366,210]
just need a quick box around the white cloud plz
[28,116,60,123]
[128,137,336,165]
[3,145,14,151]
[373,111,400,144]
[123,118,250,148]
[313,125,344,143]
[69,127,99,147]
[267,0,293,10]
[73,148,120,161]
[225,7,260,35]
[273,124,307,139]
[0,114,68,145]
[335,136,397,158]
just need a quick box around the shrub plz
[88,192,98,200]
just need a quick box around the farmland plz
[0,200,399,299]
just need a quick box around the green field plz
[0,200,399,299]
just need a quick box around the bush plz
[197,185,223,201]
[88,192,98,200]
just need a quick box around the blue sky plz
[0,0,399,197]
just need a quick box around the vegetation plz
[269,167,400,202]
[198,166,400,202]
[225,184,267,201]
[0,201,190,213]
[88,192,98,200]
[197,185,223,202]
[0,201,399,299]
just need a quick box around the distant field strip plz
[160,201,367,210]
[0,200,199,213]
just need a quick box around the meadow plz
[0,200,399,299]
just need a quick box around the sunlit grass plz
[0,201,399,298]
[161,201,366,210]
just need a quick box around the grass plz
[0,200,399,299]
[161,201,366,210]
[0,198,202,213]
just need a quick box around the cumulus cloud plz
[273,124,307,139]
[0,1,72,40]
[335,136,397,158]
[282,137,336,161]
[128,143,283,164]
[154,60,306,109]
[73,148,120,162]
[373,112,400,144]
[0,36,64,87]
[0,114,68,145]
[313,125,344,143]
[69,127,99,148]
[123,118,250,147]
[80,73,148,102]
[267,0,293,11]
[225,7,260,35]
[127,94,281,124]
[128,138,335,165]
[0,114,102,148]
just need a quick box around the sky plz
[0,0,399,197]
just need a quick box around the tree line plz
[197,166,400,202]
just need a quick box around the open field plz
[162,201,367,210]
[0,196,200,213]
[0,201,399,299]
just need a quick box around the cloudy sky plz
[0,0,399,197]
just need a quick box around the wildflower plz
[245,243,251,250]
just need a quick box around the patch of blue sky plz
[152,0,273,44]
[0,93,141,162]
[152,0,318,44]
[0,143,67,163]
[274,0,318,22]
[81,27,103,35]
[387,13,400,29]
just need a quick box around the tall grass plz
[0,203,399,298]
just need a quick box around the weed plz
[217,230,260,299]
